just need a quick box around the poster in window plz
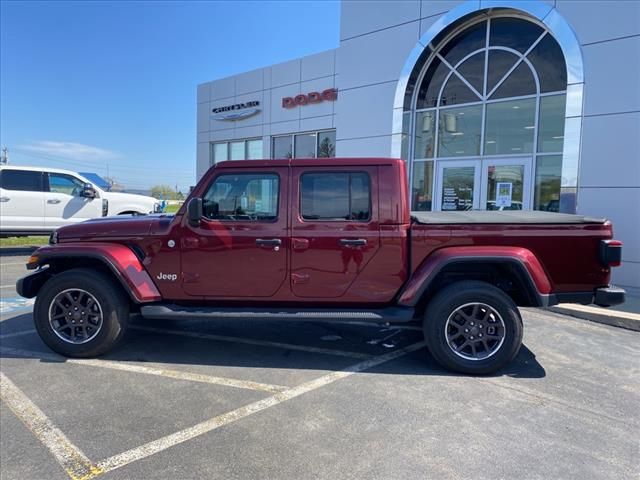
[495,182,513,207]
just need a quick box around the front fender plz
[24,243,162,303]
[397,246,553,307]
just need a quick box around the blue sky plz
[0,0,340,192]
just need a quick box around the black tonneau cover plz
[411,211,606,225]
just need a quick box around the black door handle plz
[256,238,282,247]
[339,238,367,247]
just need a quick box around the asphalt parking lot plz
[1,254,639,480]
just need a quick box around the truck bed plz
[411,211,606,224]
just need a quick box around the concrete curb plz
[548,304,640,332]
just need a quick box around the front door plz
[181,168,288,298]
[435,158,531,211]
[45,172,102,228]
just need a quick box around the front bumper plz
[594,286,626,307]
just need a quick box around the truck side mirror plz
[187,197,203,227]
[81,183,97,199]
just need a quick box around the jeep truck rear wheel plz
[34,268,130,357]
[423,281,523,375]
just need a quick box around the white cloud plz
[18,141,119,161]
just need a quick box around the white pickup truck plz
[0,165,160,237]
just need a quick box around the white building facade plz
[197,0,640,291]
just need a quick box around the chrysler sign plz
[211,101,261,121]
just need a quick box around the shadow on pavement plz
[0,312,546,379]
[0,246,39,257]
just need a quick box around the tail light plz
[600,240,622,267]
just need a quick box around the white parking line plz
[0,372,102,480]
[95,340,428,477]
[132,325,373,360]
[0,346,287,394]
[0,329,36,339]
[1,284,16,289]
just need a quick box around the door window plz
[48,173,85,195]
[300,172,371,221]
[0,170,43,191]
[202,173,279,221]
[441,166,477,211]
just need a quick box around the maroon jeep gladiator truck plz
[17,158,625,374]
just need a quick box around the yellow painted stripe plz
[0,372,102,480]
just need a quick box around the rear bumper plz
[548,285,626,308]
[594,286,626,307]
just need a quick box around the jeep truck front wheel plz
[423,281,523,375]
[34,268,130,357]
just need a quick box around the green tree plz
[150,184,177,200]
[318,137,335,158]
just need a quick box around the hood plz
[56,214,174,241]
[103,191,156,204]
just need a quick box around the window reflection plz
[317,130,336,158]
[203,174,279,221]
[538,94,566,153]
[438,105,482,157]
[527,34,567,93]
[416,57,450,109]
[489,17,544,53]
[439,20,486,67]
[415,111,435,159]
[412,161,434,211]
[484,98,536,155]
[534,155,562,211]
[490,62,537,99]
[301,172,371,221]
[294,133,316,158]
[272,136,292,159]
[486,50,519,94]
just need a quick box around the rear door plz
[290,166,380,298]
[0,169,45,232]
[181,168,289,298]
[44,172,102,228]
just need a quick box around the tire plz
[423,280,523,375]
[33,268,130,357]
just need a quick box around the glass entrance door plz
[481,158,531,211]
[435,158,531,211]
[435,160,481,211]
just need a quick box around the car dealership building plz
[197,0,639,290]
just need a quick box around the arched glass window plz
[404,15,569,213]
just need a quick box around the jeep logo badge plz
[156,272,178,282]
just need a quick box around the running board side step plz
[140,305,416,323]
